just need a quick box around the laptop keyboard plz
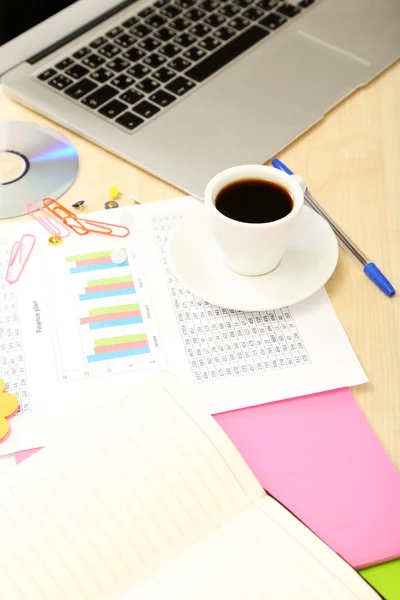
[36,0,316,132]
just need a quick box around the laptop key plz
[185,8,206,21]
[65,64,89,80]
[154,26,176,41]
[214,26,236,40]
[153,66,176,82]
[130,24,153,38]
[174,33,197,47]
[122,16,139,28]
[107,26,124,38]
[48,74,73,90]
[82,54,106,69]
[299,0,315,6]
[171,17,192,31]
[122,48,146,62]
[64,78,98,99]
[136,77,160,93]
[175,0,197,7]
[116,111,144,130]
[160,5,182,18]
[186,25,268,82]
[73,47,90,59]
[256,0,278,8]
[229,16,251,30]
[38,68,57,81]
[199,0,220,11]
[120,89,145,105]
[149,90,176,107]
[55,57,74,70]
[242,7,264,20]
[115,33,137,48]
[154,0,169,7]
[133,100,161,118]
[138,6,155,17]
[143,53,167,68]
[218,4,240,17]
[189,23,212,37]
[81,84,118,108]
[90,36,107,49]
[168,56,192,71]
[127,64,151,78]
[90,67,114,83]
[111,74,135,89]
[145,14,168,28]
[159,43,181,58]
[165,75,195,95]
[138,37,162,51]
[99,44,121,58]
[183,46,207,61]
[99,99,128,118]
[199,36,222,51]
[277,2,302,17]
[259,12,287,29]
[204,14,226,27]
[107,58,130,72]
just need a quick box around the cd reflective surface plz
[0,121,79,219]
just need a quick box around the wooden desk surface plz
[0,61,399,468]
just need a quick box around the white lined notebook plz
[0,372,379,600]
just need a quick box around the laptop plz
[1,0,399,197]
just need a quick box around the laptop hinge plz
[27,0,138,64]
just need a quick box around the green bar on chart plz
[65,250,113,262]
[95,333,147,347]
[87,275,133,287]
[89,304,139,316]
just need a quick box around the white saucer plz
[168,205,338,311]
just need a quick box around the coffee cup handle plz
[290,174,307,195]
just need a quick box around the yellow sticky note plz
[0,378,19,442]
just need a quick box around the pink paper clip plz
[6,234,36,284]
[25,202,71,238]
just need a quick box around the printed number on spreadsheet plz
[0,245,30,412]
[152,212,310,383]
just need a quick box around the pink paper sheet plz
[215,387,400,569]
[14,447,41,464]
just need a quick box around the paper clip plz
[6,234,36,284]
[25,202,71,238]
[42,197,130,238]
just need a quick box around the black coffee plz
[215,178,293,224]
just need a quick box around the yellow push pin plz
[48,234,62,246]
[109,185,120,200]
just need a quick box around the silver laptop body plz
[1,0,399,197]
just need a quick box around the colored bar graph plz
[87,346,150,362]
[95,333,147,347]
[84,281,134,293]
[80,310,141,325]
[76,257,113,267]
[94,340,148,354]
[89,304,139,316]
[66,250,114,262]
[87,275,133,287]
[79,287,135,301]
[70,261,129,274]
[89,316,143,329]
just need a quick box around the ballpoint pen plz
[271,158,396,298]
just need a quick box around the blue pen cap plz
[363,263,396,297]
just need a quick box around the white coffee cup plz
[205,165,306,276]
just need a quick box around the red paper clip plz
[25,202,71,238]
[6,234,36,284]
[42,198,130,238]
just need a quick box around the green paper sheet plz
[360,559,400,599]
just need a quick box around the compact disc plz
[0,121,79,219]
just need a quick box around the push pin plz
[72,200,85,212]
[109,185,120,200]
[48,234,62,246]
[105,199,119,209]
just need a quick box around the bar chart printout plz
[52,249,164,381]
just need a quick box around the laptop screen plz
[0,1,79,46]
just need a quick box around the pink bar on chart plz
[94,339,149,354]
[76,256,113,267]
[215,387,400,569]
[84,281,134,293]
[80,309,141,325]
